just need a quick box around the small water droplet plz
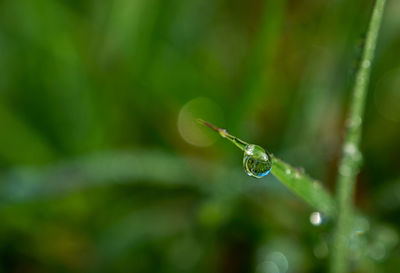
[352,217,370,235]
[243,144,272,178]
[363,60,371,68]
[344,143,357,155]
[220,129,228,138]
[339,165,352,176]
[345,116,362,128]
[310,212,322,226]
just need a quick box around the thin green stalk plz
[331,1,386,273]
[197,119,249,151]
[198,119,337,217]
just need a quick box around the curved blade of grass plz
[331,1,386,273]
[198,119,337,217]
[271,157,336,217]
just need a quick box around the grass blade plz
[271,157,336,217]
[199,120,337,217]
[331,1,387,272]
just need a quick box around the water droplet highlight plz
[310,212,322,226]
[243,144,272,178]
[363,60,371,68]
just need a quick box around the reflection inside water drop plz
[243,144,272,178]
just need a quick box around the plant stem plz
[330,1,386,273]
[197,119,249,151]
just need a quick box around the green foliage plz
[201,1,387,273]
[0,0,398,273]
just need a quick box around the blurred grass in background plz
[0,0,399,272]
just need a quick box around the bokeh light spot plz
[178,97,224,147]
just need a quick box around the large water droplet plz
[243,144,272,178]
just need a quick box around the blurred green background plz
[0,0,399,272]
